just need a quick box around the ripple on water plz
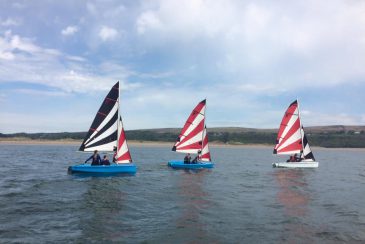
[0,145,364,243]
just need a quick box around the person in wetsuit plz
[85,150,101,166]
[287,153,301,162]
[101,155,110,165]
[191,150,202,164]
[184,153,191,164]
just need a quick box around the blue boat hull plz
[167,160,214,169]
[68,163,137,174]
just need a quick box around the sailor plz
[85,150,101,166]
[101,155,110,165]
[287,153,300,162]
[184,153,191,164]
[295,154,301,162]
[112,146,117,163]
[192,151,201,164]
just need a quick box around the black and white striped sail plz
[79,82,119,152]
[301,127,315,161]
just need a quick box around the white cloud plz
[300,111,361,126]
[137,11,163,34]
[12,89,70,97]
[0,112,90,133]
[12,2,26,9]
[0,31,139,93]
[136,0,236,39]
[61,25,79,36]
[1,18,21,26]
[1,0,365,131]
[98,26,118,41]
[86,2,97,15]
[135,0,365,90]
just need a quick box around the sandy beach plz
[0,138,273,148]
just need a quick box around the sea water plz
[0,144,364,243]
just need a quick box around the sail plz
[79,82,119,152]
[200,126,211,162]
[172,99,206,154]
[115,117,132,164]
[273,100,303,155]
[301,127,315,161]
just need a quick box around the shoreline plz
[1,138,365,150]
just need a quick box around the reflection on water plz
[275,169,309,217]
[77,178,130,242]
[175,170,212,242]
[274,169,314,243]
[1,145,365,243]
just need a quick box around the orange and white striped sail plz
[273,100,303,155]
[115,117,132,164]
[200,126,211,162]
[172,99,206,154]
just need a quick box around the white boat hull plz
[272,161,319,168]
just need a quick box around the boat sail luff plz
[79,82,119,152]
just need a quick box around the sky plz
[1,0,365,133]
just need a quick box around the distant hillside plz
[1,125,365,148]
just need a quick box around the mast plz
[297,98,305,156]
[201,98,207,153]
[117,81,120,149]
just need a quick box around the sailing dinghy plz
[273,100,318,168]
[68,81,137,174]
[168,99,214,169]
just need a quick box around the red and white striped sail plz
[115,117,132,164]
[200,126,211,162]
[172,99,206,154]
[273,100,303,155]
